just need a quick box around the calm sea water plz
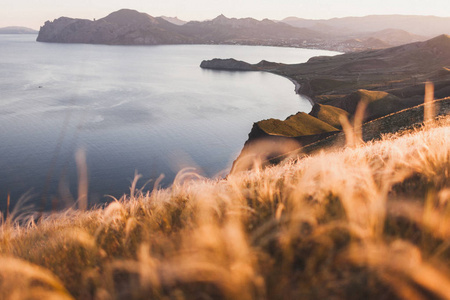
[0,34,339,211]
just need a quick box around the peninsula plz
[200,35,450,170]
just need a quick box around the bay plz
[0,34,339,211]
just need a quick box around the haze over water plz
[0,34,339,210]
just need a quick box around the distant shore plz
[200,58,317,107]
[271,73,316,106]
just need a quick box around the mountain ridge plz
[160,16,187,26]
[281,14,450,37]
[37,9,322,47]
[36,9,441,51]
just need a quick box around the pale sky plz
[2,0,450,29]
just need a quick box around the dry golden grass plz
[257,112,338,137]
[0,114,449,299]
[313,104,349,129]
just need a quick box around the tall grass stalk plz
[0,116,449,299]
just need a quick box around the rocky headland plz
[37,9,322,48]
[200,59,254,71]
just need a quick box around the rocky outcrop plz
[200,58,285,71]
[200,59,255,71]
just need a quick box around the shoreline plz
[267,71,316,107]
[199,58,318,110]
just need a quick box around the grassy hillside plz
[257,112,338,137]
[324,89,415,120]
[309,103,349,129]
[262,35,450,104]
[0,112,448,299]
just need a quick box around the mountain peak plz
[160,16,187,25]
[212,14,229,21]
[104,9,140,18]
[422,34,450,51]
[426,34,450,44]
[102,9,158,25]
[210,14,234,25]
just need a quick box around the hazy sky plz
[2,0,450,29]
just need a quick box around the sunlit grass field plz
[0,108,449,299]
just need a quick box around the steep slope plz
[309,104,349,129]
[257,112,338,137]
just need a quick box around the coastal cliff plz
[208,35,450,172]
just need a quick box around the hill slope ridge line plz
[303,97,450,153]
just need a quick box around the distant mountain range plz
[37,9,321,48]
[36,9,450,52]
[280,15,450,37]
[0,26,38,34]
